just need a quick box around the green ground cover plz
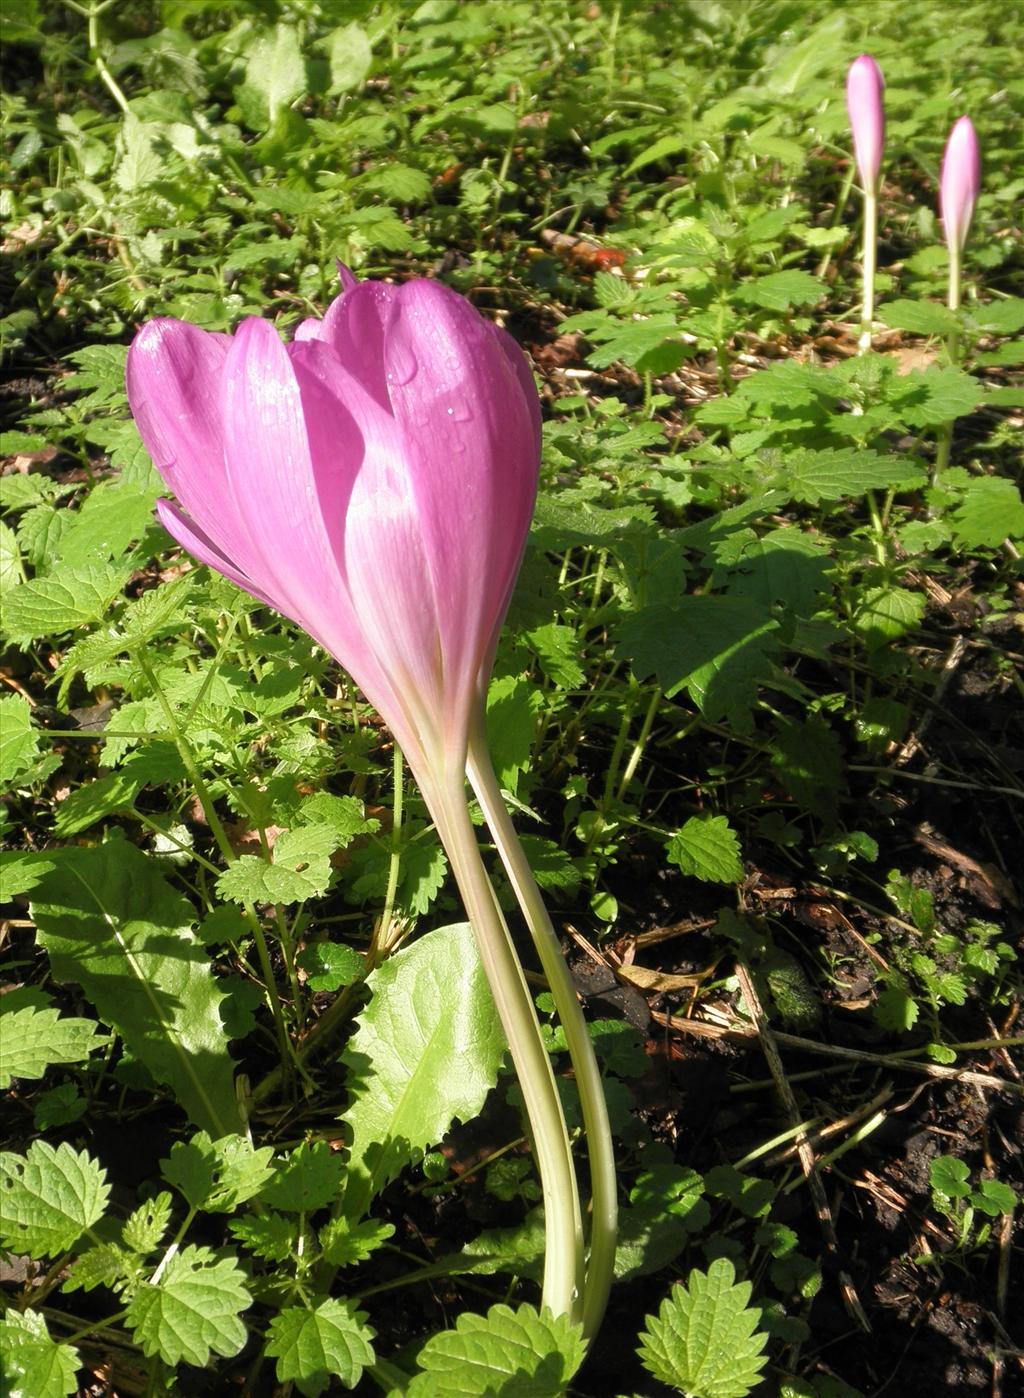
[1,2,1021,1395]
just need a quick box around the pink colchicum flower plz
[126,271,540,792]
[940,116,981,252]
[846,54,885,189]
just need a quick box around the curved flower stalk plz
[935,117,981,483]
[846,55,885,353]
[126,270,616,1331]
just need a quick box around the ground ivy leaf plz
[667,815,744,884]
[405,1302,585,1398]
[0,1141,110,1259]
[0,1308,80,1398]
[340,922,505,1218]
[638,1258,769,1398]
[266,1299,375,1394]
[0,1003,106,1088]
[30,839,240,1139]
[160,1131,275,1213]
[125,1245,251,1368]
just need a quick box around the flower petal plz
[383,280,540,723]
[316,279,397,411]
[155,498,280,610]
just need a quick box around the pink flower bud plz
[126,270,541,785]
[940,116,981,252]
[846,55,885,190]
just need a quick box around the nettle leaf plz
[318,1216,395,1267]
[216,824,339,905]
[950,476,1024,548]
[341,922,505,1218]
[525,622,585,690]
[51,769,147,836]
[770,715,845,821]
[0,1002,106,1088]
[30,839,239,1138]
[324,21,373,94]
[879,299,959,336]
[667,815,744,884]
[122,1192,174,1256]
[897,366,980,427]
[126,1245,251,1368]
[161,1131,274,1213]
[0,693,40,783]
[406,1303,585,1398]
[852,586,926,649]
[638,1258,769,1398]
[0,1309,79,1398]
[263,1141,345,1214]
[0,1141,110,1259]
[228,1211,296,1262]
[63,1241,138,1295]
[485,675,544,791]
[736,270,826,312]
[874,986,919,1033]
[2,562,131,645]
[266,1299,375,1395]
[773,448,925,504]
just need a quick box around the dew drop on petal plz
[387,340,418,387]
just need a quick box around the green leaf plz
[973,1178,1017,1216]
[525,622,585,689]
[2,562,130,645]
[898,366,980,427]
[485,675,544,790]
[0,1003,105,1088]
[879,300,959,336]
[63,1241,137,1294]
[950,476,1024,548]
[325,22,373,94]
[638,1258,769,1398]
[263,1141,345,1214]
[0,1141,110,1259]
[228,1212,295,1262]
[362,163,431,203]
[341,922,505,1218]
[298,941,365,991]
[406,1302,585,1398]
[0,693,40,784]
[216,824,341,905]
[736,270,826,312]
[30,840,240,1138]
[770,715,845,820]
[667,815,744,884]
[929,1155,971,1200]
[874,986,919,1033]
[852,587,925,648]
[775,449,925,505]
[122,1192,173,1256]
[125,1245,251,1367]
[52,769,146,836]
[318,1216,395,1267]
[55,478,158,568]
[265,1299,375,1394]
[244,22,305,126]
[0,1309,79,1398]
[160,1131,274,1213]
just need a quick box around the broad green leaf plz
[898,366,980,427]
[0,1309,79,1398]
[667,816,744,884]
[0,693,40,784]
[2,562,130,645]
[638,1258,769,1398]
[216,824,342,904]
[0,519,23,590]
[0,1141,109,1259]
[244,22,305,126]
[929,1155,971,1200]
[125,1245,251,1367]
[737,270,825,312]
[318,1216,395,1267]
[263,1141,345,1214]
[0,1003,106,1088]
[325,22,373,93]
[852,586,925,648]
[160,1131,274,1213]
[774,449,925,505]
[406,1302,585,1398]
[30,840,240,1138]
[52,769,146,836]
[874,986,919,1033]
[970,298,1024,334]
[341,922,505,1218]
[879,300,959,336]
[950,476,1024,547]
[55,478,159,567]
[265,1299,375,1394]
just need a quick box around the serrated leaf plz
[52,769,146,836]
[0,693,41,784]
[406,1302,585,1398]
[950,476,1024,547]
[0,1003,105,1088]
[486,675,544,790]
[770,715,845,820]
[55,478,158,568]
[30,840,239,1138]
[898,366,980,427]
[2,562,130,644]
[737,270,825,312]
[638,1258,769,1398]
[125,1245,251,1367]
[266,1299,375,1394]
[62,1241,137,1294]
[263,1141,344,1214]
[161,1131,274,1213]
[879,300,959,336]
[122,1192,173,1255]
[341,922,505,1218]
[228,1211,296,1262]
[852,586,925,648]
[0,1309,79,1398]
[525,622,584,689]
[319,1216,395,1267]
[0,1141,109,1259]
[874,986,919,1033]
[298,941,365,991]
[216,823,340,905]
[362,163,431,203]
[775,449,925,505]
[667,815,744,884]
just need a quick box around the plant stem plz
[858,187,877,354]
[430,768,585,1324]
[373,743,405,965]
[466,729,617,1339]
[933,241,962,488]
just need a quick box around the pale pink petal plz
[155,498,280,611]
[318,279,397,410]
[293,317,325,342]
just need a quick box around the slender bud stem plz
[428,770,585,1323]
[933,241,962,487]
[858,188,877,355]
[467,727,617,1339]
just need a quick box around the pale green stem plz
[373,743,405,965]
[429,768,585,1323]
[933,241,962,487]
[466,729,617,1340]
[616,685,661,803]
[858,187,877,355]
